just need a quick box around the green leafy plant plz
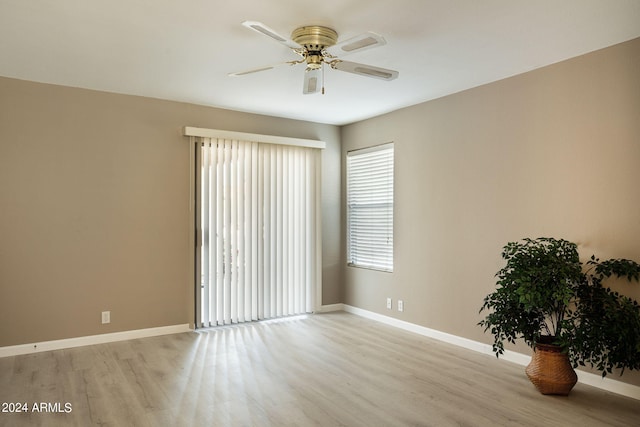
[479,237,640,377]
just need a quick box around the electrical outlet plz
[386,298,392,309]
[101,311,111,324]
[398,300,404,312]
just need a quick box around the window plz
[347,143,394,271]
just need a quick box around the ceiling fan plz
[229,21,399,95]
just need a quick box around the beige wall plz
[0,77,341,346]
[341,38,640,386]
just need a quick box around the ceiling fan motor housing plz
[291,25,338,49]
[292,26,338,70]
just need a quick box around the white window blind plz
[347,143,394,271]
[194,137,322,326]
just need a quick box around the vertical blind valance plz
[194,136,322,327]
[184,126,326,149]
[347,143,394,272]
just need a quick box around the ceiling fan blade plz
[332,60,399,81]
[229,61,298,77]
[303,68,322,95]
[241,21,301,50]
[326,32,386,57]
[229,65,276,77]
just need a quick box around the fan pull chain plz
[322,63,325,95]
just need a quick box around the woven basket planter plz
[525,343,577,395]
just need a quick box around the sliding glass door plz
[194,137,321,327]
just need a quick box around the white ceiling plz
[1,0,639,126]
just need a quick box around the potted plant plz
[479,237,640,395]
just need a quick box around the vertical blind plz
[347,143,394,271]
[195,137,321,327]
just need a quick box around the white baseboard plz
[318,303,346,313]
[0,324,192,358]
[575,371,640,400]
[341,304,640,401]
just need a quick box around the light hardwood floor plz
[0,311,638,426]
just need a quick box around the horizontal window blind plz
[347,143,394,271]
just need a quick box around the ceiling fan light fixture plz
[306,54,323,70]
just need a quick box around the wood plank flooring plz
[1,311,638,426]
